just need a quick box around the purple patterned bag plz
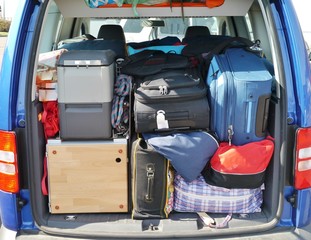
[174,174,263,214]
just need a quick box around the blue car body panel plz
[0,0,39,231]
[20,190,37,230]
[278,186,295,227]
[0,1,38,131]
[269,2,297,125]
[0,191,20,231]
[277,0,311,127]
[272,0,311,228]
[295,189,311,228]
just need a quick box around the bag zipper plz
[131,139,140,219]
[211,166,267,175]
[162,161,170,218]
[214,56,231,142]
[141,74,201,91]
[219,54,235,145]
[174,186,255,201]
[135,88,207,103]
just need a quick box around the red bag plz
[39,101,59,140]
[202,138,274,189]
[38,101,59,195]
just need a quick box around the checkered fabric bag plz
[174,174,263,214]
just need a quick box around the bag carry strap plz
[202,36,254,64]
[111,74,131,133]
[40,101,59,139]
[197,212,232,228]
[41,154,48,196]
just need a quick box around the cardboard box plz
[38,82,58,102]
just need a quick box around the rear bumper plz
[11,226,311,240]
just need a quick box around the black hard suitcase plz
[131,138,173,219]
[134,68,210,133]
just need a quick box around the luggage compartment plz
[33,36,278,238]
[26,0,286,238]
[57,50,116,140]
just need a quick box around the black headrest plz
[97,24,126,41]
[184,26,211,38]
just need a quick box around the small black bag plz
[131,138,174,219]
[121,50,189,77]
[181,35,232,57]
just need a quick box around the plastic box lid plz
[57,50,116,66]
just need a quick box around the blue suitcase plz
[207,47,273,146]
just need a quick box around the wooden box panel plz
[47,140,128,214]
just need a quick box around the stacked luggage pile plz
[36,26,275,225]
[38,46,130,214]
[122,34,275,224]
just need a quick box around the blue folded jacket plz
[143,131,219,182]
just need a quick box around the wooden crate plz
[47,139,128,214]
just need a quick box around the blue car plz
[1,0,311,239]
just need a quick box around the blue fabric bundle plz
[143,131,219,182]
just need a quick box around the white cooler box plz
[57,50,116,140]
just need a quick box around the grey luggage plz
[57,50,116,140]
[134,68,210,133]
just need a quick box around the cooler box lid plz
[57,50,116,66]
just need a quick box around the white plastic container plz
[57,50,116,139]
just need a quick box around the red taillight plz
[0,130,19,193]
[294,128,311,190]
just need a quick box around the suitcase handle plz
[145,164,155,202]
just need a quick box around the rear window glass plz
[89,17,219,42]
[123,19,143,33]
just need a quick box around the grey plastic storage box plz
[57,50,116,140]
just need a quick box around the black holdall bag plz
[134,67,210,133]
[131,138,174,219]
[120,50,190,77]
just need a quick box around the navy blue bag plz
[207,47,273,146]
[128,36,181,49]
[143,131,219,182]
[120,50,189,77]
